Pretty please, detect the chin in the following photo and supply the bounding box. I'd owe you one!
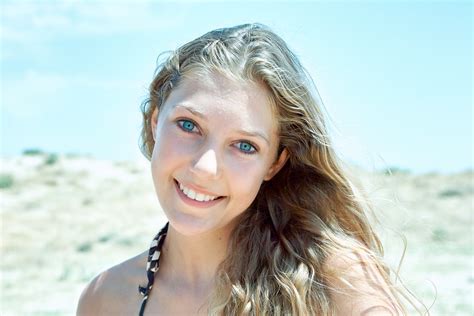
[167,212,221,236]
[169,211,242,237]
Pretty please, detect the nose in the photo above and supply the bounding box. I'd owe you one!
[190,148,220,179]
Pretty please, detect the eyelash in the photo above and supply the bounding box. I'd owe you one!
[176,119,258,155]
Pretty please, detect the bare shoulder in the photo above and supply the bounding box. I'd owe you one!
[76,269,109,315]
[76,251,148,315]
[323,248,405,316]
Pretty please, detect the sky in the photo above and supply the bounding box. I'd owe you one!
[1,0,472,174]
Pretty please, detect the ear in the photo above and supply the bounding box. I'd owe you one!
[151,107,159,142]
[264,148,289,181]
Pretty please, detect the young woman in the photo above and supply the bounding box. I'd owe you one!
[77,23,420,315]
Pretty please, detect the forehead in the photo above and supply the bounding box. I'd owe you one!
[162,72,279,137]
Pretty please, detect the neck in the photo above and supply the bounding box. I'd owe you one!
[158,222,233,295]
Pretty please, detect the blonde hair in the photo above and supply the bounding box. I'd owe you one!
[140,23,427,315]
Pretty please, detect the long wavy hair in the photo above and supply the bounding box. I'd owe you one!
[140,23,426,315]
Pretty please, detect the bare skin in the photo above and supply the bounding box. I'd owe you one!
[76,251,147,315]
[76,249,213,315]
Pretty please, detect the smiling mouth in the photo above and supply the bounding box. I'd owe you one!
[174,179,225,202]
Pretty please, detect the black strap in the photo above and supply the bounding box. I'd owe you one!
[138,222,169,316]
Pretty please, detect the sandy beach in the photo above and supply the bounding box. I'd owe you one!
[1,153,472,315]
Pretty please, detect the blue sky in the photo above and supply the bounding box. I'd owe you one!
[1,0,472,174]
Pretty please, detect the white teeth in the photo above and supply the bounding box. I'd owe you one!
[178,181,219,202]
[188,189,197,200]
[195,193,205,202]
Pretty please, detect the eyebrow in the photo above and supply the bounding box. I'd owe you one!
[175,104,207,119]
[174,104,270,145]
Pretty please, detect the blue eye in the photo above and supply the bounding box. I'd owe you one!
[178,119,197,133]
[237,141,257,155]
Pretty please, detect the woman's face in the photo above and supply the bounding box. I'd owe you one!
[150,72,288,236]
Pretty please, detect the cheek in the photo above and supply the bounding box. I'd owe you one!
[152,127,196,163]
[226,160,267,203]
[227,154,270,180]
[151,128,185,185]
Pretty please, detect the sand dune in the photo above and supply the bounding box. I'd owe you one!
[1,154,472,315]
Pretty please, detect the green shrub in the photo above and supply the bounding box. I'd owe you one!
[22,148,44,156]
[76,242,92,253]
[0,173,14,189]
[439,189,463,198]
[65,152,81,158]
[382,166,411,175]
[98,233,115,243]
[432,227,448,242]
[44,153,59,166]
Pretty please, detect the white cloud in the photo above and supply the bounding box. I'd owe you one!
[0,0,184,42]
[1,70,144,118]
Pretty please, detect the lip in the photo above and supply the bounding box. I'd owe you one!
[174,179,226,208]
